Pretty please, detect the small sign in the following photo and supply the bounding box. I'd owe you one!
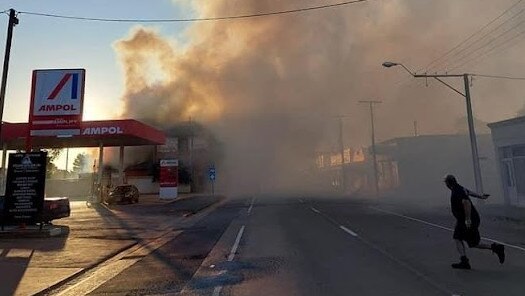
[3,152,47,224]
[209,167,216,181]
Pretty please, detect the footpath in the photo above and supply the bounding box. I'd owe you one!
[0,194,224,296]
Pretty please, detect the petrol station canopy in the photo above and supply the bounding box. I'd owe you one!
[0,119,166,149]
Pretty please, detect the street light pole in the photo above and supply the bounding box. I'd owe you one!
[382,62,484,193]
[359,100,381,196]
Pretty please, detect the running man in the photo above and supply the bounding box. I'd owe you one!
[444,174,505,269]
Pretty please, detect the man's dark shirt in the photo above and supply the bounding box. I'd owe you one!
[450,184,480,224]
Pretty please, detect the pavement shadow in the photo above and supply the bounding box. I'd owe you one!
[88,198,233,295]
[0,250,35,296]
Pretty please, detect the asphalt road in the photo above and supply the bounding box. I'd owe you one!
[190,196,525,296]
[81,196,525,296]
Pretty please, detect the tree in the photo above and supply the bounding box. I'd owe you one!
[73,153,88,173]
[44,149,62,178]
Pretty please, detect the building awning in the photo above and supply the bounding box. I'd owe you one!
[1,119,165,149]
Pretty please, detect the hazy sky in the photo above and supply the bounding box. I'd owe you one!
[1,0,525,174]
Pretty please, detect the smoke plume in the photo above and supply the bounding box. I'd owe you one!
[114,0,525,195]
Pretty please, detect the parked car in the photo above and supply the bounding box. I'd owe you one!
[0,196,70,225]
[106,185,139,205]
[42,197,71,223]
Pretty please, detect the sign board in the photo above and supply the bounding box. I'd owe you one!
[29,69,86,137]
[209,167,216,181]
[3,152,47,224]
[159,159,178,199]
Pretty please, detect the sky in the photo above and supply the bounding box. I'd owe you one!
[0,0,191,122]
[1,0,525,181]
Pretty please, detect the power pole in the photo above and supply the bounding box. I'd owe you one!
[0,9,18,149]
[463,74,483,194]
[359,100,381,196]
[413,120,418,137]
[189,116,195,192]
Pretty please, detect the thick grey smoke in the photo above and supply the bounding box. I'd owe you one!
[114,0,525,195]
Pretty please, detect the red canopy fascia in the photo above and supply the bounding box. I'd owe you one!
[0,119,165,149]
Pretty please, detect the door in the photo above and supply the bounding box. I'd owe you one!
[502,160,518,205]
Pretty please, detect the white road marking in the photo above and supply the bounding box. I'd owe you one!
[339,225,358,237]
[298,199,304,203]
[228,225,245,261]
[371,206,525,253]
[311,207,321,214]
[247,197,255,214]
[212,286,223,296]
[214,225,246,296]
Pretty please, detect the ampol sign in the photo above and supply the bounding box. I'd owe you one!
[29,69,86,137]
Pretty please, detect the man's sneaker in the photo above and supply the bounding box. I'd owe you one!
[491,243,505,264]
[452,256,471,270]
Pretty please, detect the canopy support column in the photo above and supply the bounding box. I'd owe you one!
[119,145,125,185]
[97,142,104,203]
[1,143,6,195]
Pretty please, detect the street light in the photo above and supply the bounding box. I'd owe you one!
[382,61,484,194]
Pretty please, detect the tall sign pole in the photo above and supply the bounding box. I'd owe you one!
[0,9,18,145]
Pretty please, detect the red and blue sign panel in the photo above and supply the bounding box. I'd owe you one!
[29,69,85,137]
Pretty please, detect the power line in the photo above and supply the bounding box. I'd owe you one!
[17,0,368,23]
[448,26,525,72]
[442,15,525,72]
[433,5,525,72]
[470,73,525,80]
[420,0,524,73]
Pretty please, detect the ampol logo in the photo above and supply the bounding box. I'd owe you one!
[47,73,80,100]
[82,126,124,135]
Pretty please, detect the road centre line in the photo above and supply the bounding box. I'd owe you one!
[247,197,255,214]
[339,225,358,237]
[371,206,525,253]
[311,207,321,214]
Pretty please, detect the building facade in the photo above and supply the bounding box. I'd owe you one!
[488,116,525,207]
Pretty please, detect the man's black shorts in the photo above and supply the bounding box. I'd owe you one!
[453,221,481,247]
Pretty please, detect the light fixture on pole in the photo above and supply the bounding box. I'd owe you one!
[382,61,484,194]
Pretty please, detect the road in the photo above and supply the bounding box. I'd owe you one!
[181,198,525,295]
[75,195,525,296]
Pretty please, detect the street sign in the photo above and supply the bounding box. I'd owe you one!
[29,69,86,137]
[3,152,47,224]
[209,167,216,181]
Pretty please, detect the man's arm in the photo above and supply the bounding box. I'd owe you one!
[463,199,472,228]
[465,188,490,199]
